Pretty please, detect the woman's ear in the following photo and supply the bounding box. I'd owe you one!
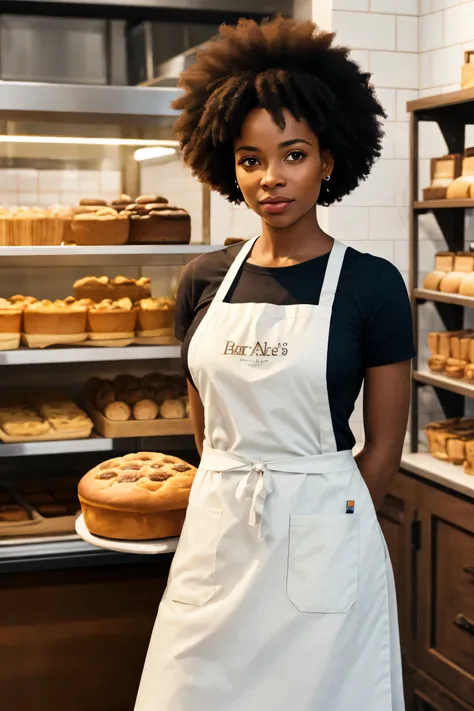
[321,150,335,180]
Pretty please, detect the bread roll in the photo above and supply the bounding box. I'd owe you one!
[133,399,159,420]
[459,272,474,297]
[103,401,131,421]
[160,398,185,420]
[445,358,467,379]
[428,355,446,373]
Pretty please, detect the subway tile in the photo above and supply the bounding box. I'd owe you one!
[393,159,410,206]
[37,192,61,206]
[333,0,369,9]
[396,89,418,121]
[394,121,410,159]
[419,11,443,52]
[313,8,332,30]
[441,83,462,93]
[60,192,82,207]
[430,45,466,88]
[17,170,38,193]
[419,0,431,14]
[0,170,17,191]
[370,51,418,89]
[59,170,79,192]
[333,11,396,50]
[78,170,100,195]
[443,2,474,46]
[376,88,396,121]
[17,192,38,206]
[329,207,370,241]
[381,121,395,159]
[419,52,432,90]
[369,207,409,240]
[419,86,440,97]
[349,50,370,73]
[100,170,121,194]
[419,122,446,159]
[370,0,418,14]
[38,170,63,193]
[418,159,432,201]
[0,192,18,206]
[397,16,418,53]
[394,240,409,271]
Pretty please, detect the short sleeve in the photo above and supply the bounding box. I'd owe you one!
[362,261,415,369]
[174,259,197,342]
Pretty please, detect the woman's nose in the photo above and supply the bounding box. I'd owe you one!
[261,167,286,189]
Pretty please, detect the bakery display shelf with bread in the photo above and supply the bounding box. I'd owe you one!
[0,483,41,537]
[136,297,175,337]
[0,477,81,539]
[87,297,138,341]
[67,203,130,246]
[85,372,192,438]
[0,390,93,443]
[427,330,474,383]
[123,194,191,245]
[424,251,474,297]
[0,205,68,246]
[425,418,474,476]
[422,154,463,201]
[78,451,196,540]
[22,296,89,348]
[74,275,151,304]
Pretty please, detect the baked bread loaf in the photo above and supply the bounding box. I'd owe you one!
[445,358,467,379]
[424,252,455,291]
[439,253,474,294]
[423,154,463,201]
[126,202,191,245]
[78,452,196,540]
[160,398,186,419]
[74,275,151,303]
[137,297,176,335]
[446,152,474,199]
[104,401,131,421]
[87,297,137,339]
[24,299,88,335]
[459,272,474,297]
[0,298,22,335]
[428,354,446,373]
[69,208,129,246]
[133,399,159,420]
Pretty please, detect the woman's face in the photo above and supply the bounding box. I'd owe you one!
[234,107,333,228]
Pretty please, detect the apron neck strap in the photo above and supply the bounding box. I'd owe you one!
[211,236,259,306]
[319,240,347,308]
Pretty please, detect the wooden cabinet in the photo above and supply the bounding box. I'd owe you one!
[382,472,474,711]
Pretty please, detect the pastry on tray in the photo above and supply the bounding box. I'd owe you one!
[0,504,30,522]
[23,298,88,336]
[78,451,197,540]
[137,297,176,336]
[87,297,138,340]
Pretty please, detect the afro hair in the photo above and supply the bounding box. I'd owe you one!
[171,16,386,206]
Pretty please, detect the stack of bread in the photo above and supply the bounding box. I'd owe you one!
[73,275,151,303]
[424,252,474,296]
[428,330,474,381]
[422,148,474,201]
[78,451,196,540]
[0,205,67,246]
[120,194,191,245]
[425,418,474,475]
[87,372,189,422]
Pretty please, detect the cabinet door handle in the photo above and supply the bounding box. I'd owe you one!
[454,613,474,636]
[464,565,474,579]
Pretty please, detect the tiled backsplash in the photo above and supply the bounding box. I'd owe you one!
[0,168,122,206]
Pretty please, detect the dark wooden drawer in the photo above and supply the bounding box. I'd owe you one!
[405,665,474,711]
[417,485,474,706]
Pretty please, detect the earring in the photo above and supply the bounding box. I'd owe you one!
[323,175,331,182]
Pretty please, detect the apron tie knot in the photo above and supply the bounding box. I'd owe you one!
[235,460,274,537]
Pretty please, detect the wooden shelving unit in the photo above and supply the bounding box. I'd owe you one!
[408,88,474,453]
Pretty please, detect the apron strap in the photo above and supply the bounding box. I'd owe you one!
[210,236,259,308]
[319,240,347,308]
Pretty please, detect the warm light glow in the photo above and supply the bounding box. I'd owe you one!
[133,146,176,161]
[0,135,179,147]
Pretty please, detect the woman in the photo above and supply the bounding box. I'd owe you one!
[135,16,414,711]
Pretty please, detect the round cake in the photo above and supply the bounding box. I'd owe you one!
[78,451,196,540]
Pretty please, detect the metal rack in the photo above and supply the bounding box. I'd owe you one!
[403,87,474,481]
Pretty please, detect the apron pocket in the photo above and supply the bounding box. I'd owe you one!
[166,505,222,607]
[287,514,359,614]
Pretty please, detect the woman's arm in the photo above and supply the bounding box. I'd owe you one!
[355,360,411,511]
[187,380,205,457]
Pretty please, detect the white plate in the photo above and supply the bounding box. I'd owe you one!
[75,514,179,555]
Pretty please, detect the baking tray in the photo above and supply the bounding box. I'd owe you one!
[21,333,177,349]
[0,424,93,443]
[86,399,193,438]
[75,514,178,555]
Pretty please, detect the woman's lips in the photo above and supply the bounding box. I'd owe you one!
[260,200,294,214]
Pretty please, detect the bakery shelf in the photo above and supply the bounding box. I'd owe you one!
[414,199,474,210]
[413,288,474,308]
[0,344,181,366]
[407,86,474,119]
[401,452,474,499]
[0,536,176,574]
[413,370,474,398]
[0,435,118,458]
[0,244,221,268]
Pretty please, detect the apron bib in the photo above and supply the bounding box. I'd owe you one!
[135,236,405,711]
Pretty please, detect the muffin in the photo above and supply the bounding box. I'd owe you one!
[87,297,137,339]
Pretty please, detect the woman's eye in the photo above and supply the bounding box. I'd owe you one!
[286,150,306,162]
[240,156,260,167]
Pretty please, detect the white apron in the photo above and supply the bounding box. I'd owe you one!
[135,236,405,711]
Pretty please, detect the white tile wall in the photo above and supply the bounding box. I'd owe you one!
[443,2,474,46]
[397,16,419,52]
[370,51,419,88]
[419,11,443,51]
[370,0,418,15]
[333,11,396,50]
[376,88,396,120]
[369,207,409,240]
[332,0,369,10]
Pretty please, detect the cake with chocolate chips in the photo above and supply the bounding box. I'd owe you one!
[78,451,196,539]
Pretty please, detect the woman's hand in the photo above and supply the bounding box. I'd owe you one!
[355,360,411,511]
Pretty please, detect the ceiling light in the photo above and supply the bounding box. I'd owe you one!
[133,146,176,161]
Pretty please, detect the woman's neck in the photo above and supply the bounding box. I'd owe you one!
[248,207,333,267]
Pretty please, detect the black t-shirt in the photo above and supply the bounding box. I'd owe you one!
[175,241,415,451]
